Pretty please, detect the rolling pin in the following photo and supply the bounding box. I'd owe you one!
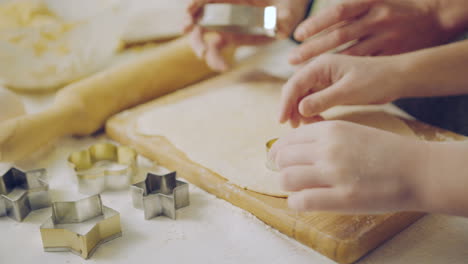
[0,37,234,162]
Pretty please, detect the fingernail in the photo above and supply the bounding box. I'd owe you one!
[294,29,304,41]
[289,52,302,64]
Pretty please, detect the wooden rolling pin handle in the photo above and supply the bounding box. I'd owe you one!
[0,105,79,162]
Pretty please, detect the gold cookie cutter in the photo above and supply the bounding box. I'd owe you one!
[40,194,122,259]
[265,138,279,171]
[68,143,138,195]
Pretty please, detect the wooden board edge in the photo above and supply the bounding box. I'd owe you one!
[341,212,424,264]
[292,211,424,264]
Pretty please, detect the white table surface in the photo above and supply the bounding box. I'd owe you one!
[2,1,468,263]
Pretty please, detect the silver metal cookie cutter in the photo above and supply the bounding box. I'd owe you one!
[131,172,189,220]
[68,142,138,195]
[199,4,277,37]
[40,194,122,259]
[0,167,50,222]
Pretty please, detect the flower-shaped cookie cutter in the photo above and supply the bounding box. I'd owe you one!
[68,143,138,194]
[131,172,189,220]
[40,194,122,259]
[0,167,50,222]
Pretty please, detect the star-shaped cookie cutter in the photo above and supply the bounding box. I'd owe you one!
[68,142,138,195]
[131,172,189,220]
[0,167,50,222]
[40,194,122,259]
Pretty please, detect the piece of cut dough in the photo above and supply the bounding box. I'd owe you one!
[136,73,416,197]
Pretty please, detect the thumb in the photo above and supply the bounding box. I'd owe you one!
[298,81,348,116]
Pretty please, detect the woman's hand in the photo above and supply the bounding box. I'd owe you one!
[184,0,310,71]
[289,0,462,65]
[279,53,407,128]
[269,120,430,214]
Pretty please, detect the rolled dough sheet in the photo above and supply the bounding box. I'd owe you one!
[136,73,416,197]
[137,74,290,196]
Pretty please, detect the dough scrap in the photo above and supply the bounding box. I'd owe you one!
[136,74,416,197]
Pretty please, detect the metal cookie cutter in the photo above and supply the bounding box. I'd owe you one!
[68,143,138,195]
[131,172,189,220]
[40,194,122,259]
[0,167,50,222]
[199,4,277,37]
[266,138,279,171]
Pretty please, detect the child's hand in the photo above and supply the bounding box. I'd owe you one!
[289,0,456,65]
[184,0,310,71]
[279,54,406,128]
[269,121,430,214]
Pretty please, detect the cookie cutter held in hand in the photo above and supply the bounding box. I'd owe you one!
[40,194,122,259]
[199,4,277,37]
[131,172,189,220]
[68,143,138,194]
[266,138,279,171]
[0,167,50,222]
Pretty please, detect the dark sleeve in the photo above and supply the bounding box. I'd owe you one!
[395,96,468,136]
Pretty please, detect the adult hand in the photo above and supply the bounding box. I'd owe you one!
[185,0,310,71]
[289,0,458,65]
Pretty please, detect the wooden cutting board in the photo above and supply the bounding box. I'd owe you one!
[106,68,466,264]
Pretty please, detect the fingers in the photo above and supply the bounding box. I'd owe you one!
[190,28,230,72]
[288,188,348,211]
[294,0,374,41]
[289,16,375,65]
[289,103,302,128]
[269,125,320,161]
[276,4,304,39]
[279,64,316,124]
[339,35,383,56]
[204,33,230,72]
[185,0,207,32]
[189,28,273,71]
[274,143,317,169]
[300,115,324,125]
[279,57,333,124]
[280,166,331,192]
[298,81,347,117]
[189,26,207,58]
